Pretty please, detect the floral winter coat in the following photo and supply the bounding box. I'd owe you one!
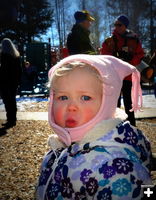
[36,119,152,200]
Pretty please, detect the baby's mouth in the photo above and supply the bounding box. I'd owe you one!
[65,119,77,128]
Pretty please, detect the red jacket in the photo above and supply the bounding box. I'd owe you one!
[101,30,144,81]
[60,47,69,59]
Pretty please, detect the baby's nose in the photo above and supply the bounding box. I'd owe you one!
[67,102,78,112]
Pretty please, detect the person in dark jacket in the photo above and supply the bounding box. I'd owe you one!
[0,38,21,128]
[67,10,96,55]
[21,61,37,91]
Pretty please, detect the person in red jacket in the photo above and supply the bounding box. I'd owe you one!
[101,15,144,126]
[60,46,69,59]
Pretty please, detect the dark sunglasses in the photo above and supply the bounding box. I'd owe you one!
[114,23,123,27]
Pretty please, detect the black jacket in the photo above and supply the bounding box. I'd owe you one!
[67,24,96,55]
[0,53,22,89]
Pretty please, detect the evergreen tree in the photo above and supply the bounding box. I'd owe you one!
[0,0,53,43]
[0,0,18,29]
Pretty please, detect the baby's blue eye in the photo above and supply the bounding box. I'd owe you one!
[81,96,91,101]
[58,96,68,101]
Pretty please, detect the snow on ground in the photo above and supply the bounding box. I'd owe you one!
[142,95,156,108]
[0,97,48,112]
[121,94,156,108]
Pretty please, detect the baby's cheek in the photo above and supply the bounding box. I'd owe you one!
[53,105,64,126]
[55,111,62,121]
[83,107,97,122]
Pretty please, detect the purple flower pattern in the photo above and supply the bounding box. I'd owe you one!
[112,158,133,174]
[80,169,93,184]
[86,177,98,196]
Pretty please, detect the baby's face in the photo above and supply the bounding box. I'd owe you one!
[52,68,102,128]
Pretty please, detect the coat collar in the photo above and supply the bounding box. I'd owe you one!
[79,118,122,145]
[48,117,123,150]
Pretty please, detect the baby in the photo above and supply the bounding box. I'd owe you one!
[36,55,152,200]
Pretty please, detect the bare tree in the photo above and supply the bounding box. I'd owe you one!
[53,0,66,47]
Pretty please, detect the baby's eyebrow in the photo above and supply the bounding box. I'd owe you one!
[76,90,96,94]
[53,89,95,95]
[53,90,69,94]
[77,90,91,93]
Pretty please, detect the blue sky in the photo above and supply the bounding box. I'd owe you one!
[40,0,80,46]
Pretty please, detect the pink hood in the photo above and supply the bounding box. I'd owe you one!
[48,55,142,146]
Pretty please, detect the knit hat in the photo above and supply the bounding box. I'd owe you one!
[74,10,95,24]
[48,55,142,146]
[117,15,129,27]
